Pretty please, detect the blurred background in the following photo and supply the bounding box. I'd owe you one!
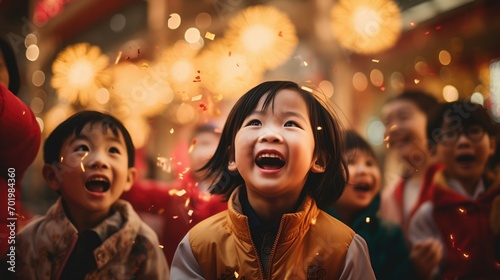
[1,0,499,214]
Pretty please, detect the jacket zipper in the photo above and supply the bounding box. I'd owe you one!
[265,218,284,280]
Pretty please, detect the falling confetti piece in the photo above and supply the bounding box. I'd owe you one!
[410,22,416,27]
[188,139,197,153]
[199,104,208,111]
[115,51,123,64]
[414,79,420,84]
[380,85,386,91]
[372,59,380,63]
[170,128,175,134]
[234,272,239,278]
[424,31,430,35]
[159,245,164,249]
[173,216,179,219]
[188,210,194,216]
[191,95,202,101]
[205,31,215,40]
[302,61,308,67]
[301,86,313,93]
[141,63,149,69]
[365,217,371,223]
[435,26,442,30]
[317,126,322,130]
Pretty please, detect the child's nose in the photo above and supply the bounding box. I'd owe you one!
[258,127,283,143]
[86,152,109,170]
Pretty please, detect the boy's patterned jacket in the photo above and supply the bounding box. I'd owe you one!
[15,198,169,279]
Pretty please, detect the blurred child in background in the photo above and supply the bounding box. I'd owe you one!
[327,130,415,280]
[409,101,500,278]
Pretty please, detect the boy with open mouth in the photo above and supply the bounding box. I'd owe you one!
[15,111,169,279]
[409,101,500,279]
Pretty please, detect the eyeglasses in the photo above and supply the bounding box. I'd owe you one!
[437,125,485,145]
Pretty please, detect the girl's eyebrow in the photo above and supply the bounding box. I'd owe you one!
[249,109,308,121]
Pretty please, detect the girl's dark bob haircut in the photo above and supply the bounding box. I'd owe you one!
[44,110,135,168]
[344,130,376,159]
[203,80,348,209]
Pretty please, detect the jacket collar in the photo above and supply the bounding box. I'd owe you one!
[227,186,320,245]
[35,198,142,275]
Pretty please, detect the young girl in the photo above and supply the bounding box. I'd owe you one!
[327,130,414,280]
[170,81,375,279]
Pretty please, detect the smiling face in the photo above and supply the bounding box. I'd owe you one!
[335,149,381,213]
[382,99,429,165]
[228,89,318,203]
[44,123,136,225]
[435,117,496,188]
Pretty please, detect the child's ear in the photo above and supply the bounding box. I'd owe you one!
[123,167,138,192]
[489,136,496,156]
[43,164,62,191]
[311,154,326,173]
[227,146,238,171]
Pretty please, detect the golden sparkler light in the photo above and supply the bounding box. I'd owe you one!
[51,43,110,106]
[331,0,402,54]
[225,5,298,70]
[199,40,264,100]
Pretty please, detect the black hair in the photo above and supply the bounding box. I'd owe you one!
[0,36,20,94]
[44,111,135,167]
[344,130,376,159]
[384,90,439,119]
[427,101,497,150]
[203,80,348,209]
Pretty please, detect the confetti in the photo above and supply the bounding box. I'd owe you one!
[371,59,380,63]
[410,22,416,27]
[301,86,313,93]
[159,244,164,249]
[199,104,208,111]
[424,31,430,35]
[191,95,202,101]
[188,139,197,154]
[188,210,194,216]
[414,79,420,84]
[316,126,322,131]
[193,75,201,82]
[170,128,175,134]
[141,63,148,69]
[365,217,371,223]
[115,51,122,64]
[205,31,215,40]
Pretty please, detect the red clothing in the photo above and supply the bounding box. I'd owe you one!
[380,163,442,238]
[432,174,500,279]
[121,173,227,265]
[0,84,41,255]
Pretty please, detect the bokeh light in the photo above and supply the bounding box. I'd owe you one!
[442,84,459,102]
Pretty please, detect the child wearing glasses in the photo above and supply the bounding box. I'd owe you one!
[408,101,500,279]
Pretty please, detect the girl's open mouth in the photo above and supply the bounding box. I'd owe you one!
[255,153,285,170]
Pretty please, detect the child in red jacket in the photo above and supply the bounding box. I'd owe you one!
[409,101,500,278]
